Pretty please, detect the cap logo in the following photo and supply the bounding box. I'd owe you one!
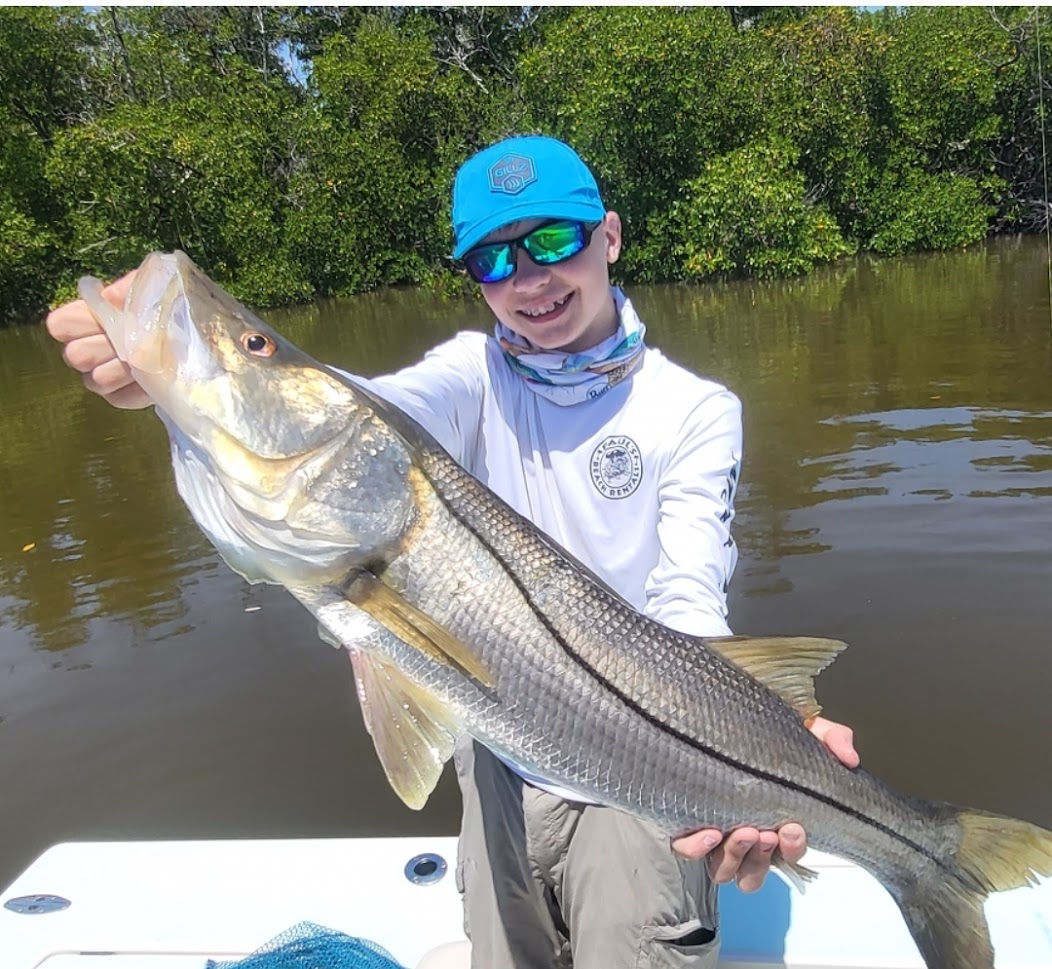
[488,153,536,195]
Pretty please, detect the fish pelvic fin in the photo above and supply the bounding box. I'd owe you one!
[897,811,1052,969]
[707,636,847,721]
[348,647,461,811]
[345,572,494,688]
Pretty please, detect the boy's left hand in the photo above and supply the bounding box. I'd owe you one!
[671,717,859,893]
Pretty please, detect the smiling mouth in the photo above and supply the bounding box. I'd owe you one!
[519,293,573,320]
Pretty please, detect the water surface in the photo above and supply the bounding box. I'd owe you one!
[1,237,1050,889]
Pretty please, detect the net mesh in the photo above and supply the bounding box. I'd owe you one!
[205,921,406,969]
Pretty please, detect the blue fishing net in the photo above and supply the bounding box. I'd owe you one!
[205,921,406,969]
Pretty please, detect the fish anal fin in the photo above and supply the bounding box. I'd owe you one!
[773,852,819,893]
[345,573,493,687]
[348,647,462,811]
[708,636,847,721]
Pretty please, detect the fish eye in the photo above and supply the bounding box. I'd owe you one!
[240,332,276,357]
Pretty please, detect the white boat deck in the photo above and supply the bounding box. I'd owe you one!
[3,838,1050,968]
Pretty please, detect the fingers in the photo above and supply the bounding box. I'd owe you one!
[704,828,776,891]
[673,827,775,892]
[724,829,779,894]
[82,357,149,407]
[63,332,147,405]
[47,298,105,345]
[100,271,137,308]
[45,269,152,409]
[105,383,154,410]
[672,824,806,895]
[46,271,135,344]
[63,333,122,374]
[671,721,853,897]
[810,716,860,769]
[776,822,807,865]
[671,828,722,860]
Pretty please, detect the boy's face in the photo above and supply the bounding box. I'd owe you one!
[477,212,622,353]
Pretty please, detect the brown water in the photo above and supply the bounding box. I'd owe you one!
[1,237,1051,890]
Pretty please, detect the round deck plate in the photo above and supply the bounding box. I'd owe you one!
[404,852,448,886]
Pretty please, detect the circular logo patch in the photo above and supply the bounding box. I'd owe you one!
[590,436,643,499]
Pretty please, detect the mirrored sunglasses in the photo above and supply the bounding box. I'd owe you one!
[461,220,600,284]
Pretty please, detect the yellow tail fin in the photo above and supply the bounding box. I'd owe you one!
[897,811,1052,969]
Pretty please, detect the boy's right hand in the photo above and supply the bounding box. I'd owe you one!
[46,270,152,410]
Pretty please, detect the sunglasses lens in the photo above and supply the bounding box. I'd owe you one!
[461,221,595,283]
[464,244,515,284]
[522,221,588,264]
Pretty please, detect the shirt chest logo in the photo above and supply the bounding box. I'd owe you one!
[590,436,643,499]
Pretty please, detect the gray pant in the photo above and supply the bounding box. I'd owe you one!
[455,740,720,969]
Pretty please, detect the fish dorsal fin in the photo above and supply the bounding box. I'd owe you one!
[707,636,847,722]
[348,647,461,810]
[346,572,494,687]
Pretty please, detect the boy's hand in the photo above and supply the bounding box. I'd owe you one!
[46,270,152,409]
[672,717,859,893]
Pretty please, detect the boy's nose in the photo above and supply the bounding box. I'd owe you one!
[512,251,551,291]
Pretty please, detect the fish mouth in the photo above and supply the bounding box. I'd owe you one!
[78,252,231,451]
[118,254,203,380]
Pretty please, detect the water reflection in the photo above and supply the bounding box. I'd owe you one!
[815,407,1052,503]
[0,236,1050,889]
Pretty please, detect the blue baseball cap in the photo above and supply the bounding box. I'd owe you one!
[452,135,606,259]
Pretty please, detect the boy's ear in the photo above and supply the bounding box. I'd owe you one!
[603,211,623,265]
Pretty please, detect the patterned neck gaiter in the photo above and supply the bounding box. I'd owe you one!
[495,288,647,406]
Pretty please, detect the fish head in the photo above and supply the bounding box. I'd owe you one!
[79,251,357,463]
[78,253,416,580]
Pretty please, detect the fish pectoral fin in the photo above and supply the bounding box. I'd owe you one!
[348,647,461,810]
[707,636,847,721]
[345,572,494,688]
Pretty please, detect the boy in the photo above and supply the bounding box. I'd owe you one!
[49,134,858,968]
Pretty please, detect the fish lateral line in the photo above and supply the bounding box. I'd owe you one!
[407,455,956,875]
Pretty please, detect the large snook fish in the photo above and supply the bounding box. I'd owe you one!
[79,252,1052,969]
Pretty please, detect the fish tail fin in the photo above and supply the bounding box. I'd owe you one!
[898,874,991,969]
[897,811,1052,969]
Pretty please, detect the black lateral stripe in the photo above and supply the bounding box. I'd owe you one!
[531,592,955,877]
[428,462,960,879]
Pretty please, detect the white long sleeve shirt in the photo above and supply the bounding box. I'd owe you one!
[364,294,743,798]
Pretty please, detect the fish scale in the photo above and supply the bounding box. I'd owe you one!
[78,251,1052,969]
[413,445,885,809]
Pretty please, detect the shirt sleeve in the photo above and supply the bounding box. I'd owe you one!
[337,333,487,469]
[642,388,742,639]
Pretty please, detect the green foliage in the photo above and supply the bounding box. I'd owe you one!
[0,5,1050,322]
[0,7,93,144]
[0,8,93,321]
[667,140,853,279]
[865,167,995,254]
[519,7,756,278]
[759,9,886,241]
[880,7,1009,171]
[285,15,462,295]
[44,8,315,305]
[0,196,60,322]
